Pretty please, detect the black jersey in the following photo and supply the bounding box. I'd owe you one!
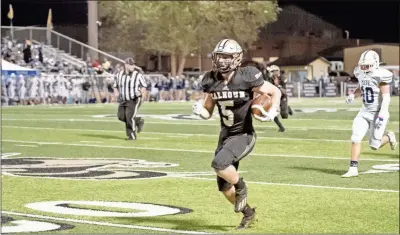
[201,66,264,136]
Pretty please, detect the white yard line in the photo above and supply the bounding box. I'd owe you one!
[2,139,398,162]
[14,144,38,148]
[180,177,399,193]
[3,118,399,132]
[1,211,210,234]
[80,141,103,144]
[3,125,400,144]
[0,118,357,131]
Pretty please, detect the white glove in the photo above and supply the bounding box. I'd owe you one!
[192,100,203,115]
[254,108,278,122]
[375,116,384,130]
[375,113,389,130]
[346,93,355,104]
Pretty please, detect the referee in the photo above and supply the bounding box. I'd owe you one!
[114,58,147,140]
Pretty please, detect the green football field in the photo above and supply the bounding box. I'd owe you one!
[1,97,399,234]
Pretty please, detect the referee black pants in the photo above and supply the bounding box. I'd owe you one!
[117,98,142,138]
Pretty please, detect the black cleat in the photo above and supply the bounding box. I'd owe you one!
[234,183,248,213]
[288,106,293,116]
[137,119,145,133]
[278,128,285,132]
[237,208,257,230]
[126,132,137,140]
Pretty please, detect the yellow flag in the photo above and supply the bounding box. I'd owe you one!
[47,8,53,29]
[7,4,14,20]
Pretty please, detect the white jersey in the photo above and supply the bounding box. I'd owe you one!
[354,67,393,113]
[8,77,16,98]
[38,76,45,98]
[18,76,26,100]
[56,76,68,97]
[29,76,39,99]
[70,78,83,99]
[1,76,8,98]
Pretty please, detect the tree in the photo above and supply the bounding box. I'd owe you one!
[100,1,279,75]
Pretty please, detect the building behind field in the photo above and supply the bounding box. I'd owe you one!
[343,44,400,75]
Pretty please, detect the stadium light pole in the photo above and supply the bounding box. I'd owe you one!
[88,0,99,60]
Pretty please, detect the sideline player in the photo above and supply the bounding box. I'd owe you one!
[342,50,397,178]
[267,65,293,132]
[192,39,282,229]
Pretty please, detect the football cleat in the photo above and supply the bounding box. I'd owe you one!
[237,208,257,230]
[341,167,359,178]
[386,131,397,150]
[126,132,137,141]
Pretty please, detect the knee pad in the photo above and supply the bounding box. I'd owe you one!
[351,115,369,143]
[211,148,234,170]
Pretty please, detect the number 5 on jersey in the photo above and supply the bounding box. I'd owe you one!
[218,100,234,127]
[362,86,374,104]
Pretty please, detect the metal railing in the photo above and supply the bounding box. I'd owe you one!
[1,26,126,67]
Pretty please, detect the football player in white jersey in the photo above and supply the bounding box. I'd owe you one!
[342,50,397,178]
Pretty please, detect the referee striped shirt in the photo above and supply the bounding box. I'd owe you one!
[114,70,147,101]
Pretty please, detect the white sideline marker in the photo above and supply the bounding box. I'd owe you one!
[1,211,211,234]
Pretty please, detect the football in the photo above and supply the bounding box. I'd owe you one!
[251,94,272,117]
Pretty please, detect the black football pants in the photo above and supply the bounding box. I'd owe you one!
[117,98,142,138]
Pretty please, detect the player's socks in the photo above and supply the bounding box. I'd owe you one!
[242,204,254,216]
[234,178,248,213]
[350,160,358,167]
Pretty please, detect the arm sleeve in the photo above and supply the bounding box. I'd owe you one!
[113,72,119,89]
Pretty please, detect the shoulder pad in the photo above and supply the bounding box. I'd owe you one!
[374,68,393,77]
[373,68,393,84]
[201,71,215,93]
[241,66,263,82]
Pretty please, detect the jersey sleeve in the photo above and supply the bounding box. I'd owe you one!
[200,71,214,93]
[243,66,264,89]
[138,73,148,88]
[375,68,393,84]
[113,72,121,89]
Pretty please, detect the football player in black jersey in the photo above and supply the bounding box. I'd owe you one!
[267,65,294,132]
[192,39,282,229]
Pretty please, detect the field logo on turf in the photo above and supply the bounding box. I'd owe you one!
[1,215,74,233]
[25,201,192,217]
[1,157,179,180]
[361,164,399,174]
[1,156,219,180]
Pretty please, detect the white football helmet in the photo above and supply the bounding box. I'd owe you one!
[267,65,280,77]
[212,39,243,73]
[358,50,380,73]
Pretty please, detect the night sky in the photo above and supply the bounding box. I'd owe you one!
[1,0,399,43]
